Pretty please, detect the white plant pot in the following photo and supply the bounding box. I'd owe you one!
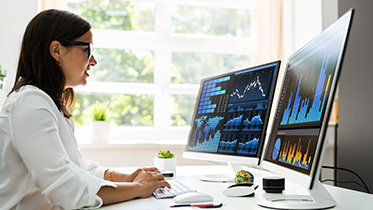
[154,157,177,174]
[0,77,6,92]
[91,121,111,144]
[0,92,6,108]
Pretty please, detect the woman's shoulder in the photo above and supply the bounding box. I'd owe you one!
[9,85,49,99]
[7,85,57,111]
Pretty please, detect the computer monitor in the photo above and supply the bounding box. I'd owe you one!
[258,9,354,209]
[183,61,280,182]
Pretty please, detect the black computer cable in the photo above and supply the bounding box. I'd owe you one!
[321,165,371,193]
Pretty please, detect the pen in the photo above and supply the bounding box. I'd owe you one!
[170,203,223,208]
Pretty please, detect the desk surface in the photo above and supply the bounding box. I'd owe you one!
[100,165,373,210]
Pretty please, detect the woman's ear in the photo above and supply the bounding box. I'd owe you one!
[49,40,62,61]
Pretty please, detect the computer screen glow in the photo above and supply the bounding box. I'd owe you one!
[257,9,354,210]
[263,10,353,176]
[185,61,280,162]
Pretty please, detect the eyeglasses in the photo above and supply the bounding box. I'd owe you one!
[59,40,93,61]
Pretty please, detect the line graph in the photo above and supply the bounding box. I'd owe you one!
[223,114,243,131]
[229,67,274,103]
[230,75,266,99]
[242,112,264,132]
[237,136,260,155]
[217,132,262,156]
[218,139,238,153]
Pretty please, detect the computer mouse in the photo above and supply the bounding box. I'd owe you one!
[174,192,214,203]
[223,183,258,197]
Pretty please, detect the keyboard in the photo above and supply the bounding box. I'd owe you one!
[153,180,196,199]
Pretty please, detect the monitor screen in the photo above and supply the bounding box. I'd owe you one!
[258,9,354,210]
[183,61,280,173]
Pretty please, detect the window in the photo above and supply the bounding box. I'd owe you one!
[67,0,252,144]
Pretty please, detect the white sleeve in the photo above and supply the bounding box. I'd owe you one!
[10,90,116,209]
[80,154,109,179]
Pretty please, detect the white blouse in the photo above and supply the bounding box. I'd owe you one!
[0,85,116,210]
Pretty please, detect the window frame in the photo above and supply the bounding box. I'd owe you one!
[72,0,252,144]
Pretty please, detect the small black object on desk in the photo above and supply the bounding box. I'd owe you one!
[263,176,285,193]
[161,170,174,178]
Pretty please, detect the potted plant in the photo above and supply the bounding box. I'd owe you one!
[0,65,7,92]
[90,101,111,144]
[154,150,177,174]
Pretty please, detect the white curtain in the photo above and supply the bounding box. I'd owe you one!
[250,0,284,66]
[41,0,67,10]
[250,0,286,123]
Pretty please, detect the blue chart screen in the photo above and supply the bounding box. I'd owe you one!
[280,53,335,127]
[264,8,353,175]
[187,63,278,157]
[198,76,230,114]
[229,66,274,103]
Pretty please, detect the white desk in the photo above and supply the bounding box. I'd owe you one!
[100,165,373,210]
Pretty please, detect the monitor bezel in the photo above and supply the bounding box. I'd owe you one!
[259,8,354,190]
[183,60,281,168]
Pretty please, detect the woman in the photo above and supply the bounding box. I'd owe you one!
[0,9,170,210]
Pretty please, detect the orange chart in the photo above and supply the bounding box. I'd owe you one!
[278,137,312,170]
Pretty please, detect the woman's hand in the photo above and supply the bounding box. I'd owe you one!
[125,167,162,182]
[99,167,170,205]
[132,169,170,198]
[105,167,164,183]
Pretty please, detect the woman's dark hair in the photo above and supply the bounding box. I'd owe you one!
[9,9,91,118]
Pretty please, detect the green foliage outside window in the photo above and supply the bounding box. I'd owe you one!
[91,48,154,83]
[69,0,156,126]
[171,52,250,84]
[171,95,197,126]
[68,0,251,128]
[68,0,155,31]
[72,93,153,126]
[171,6,251,37]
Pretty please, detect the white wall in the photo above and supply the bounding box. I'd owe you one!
[80,144,215,168]
[0,0,39,105]
[282,0,323,60]
[0,0,40,91]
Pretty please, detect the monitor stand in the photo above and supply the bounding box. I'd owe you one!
[257,180,336,209]
[199,162,242,182]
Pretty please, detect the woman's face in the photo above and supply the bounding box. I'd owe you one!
[60,30,97,88]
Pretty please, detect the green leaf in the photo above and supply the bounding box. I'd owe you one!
[157,150,175,159]
[91,101,110,121]
[0,65,6,77]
